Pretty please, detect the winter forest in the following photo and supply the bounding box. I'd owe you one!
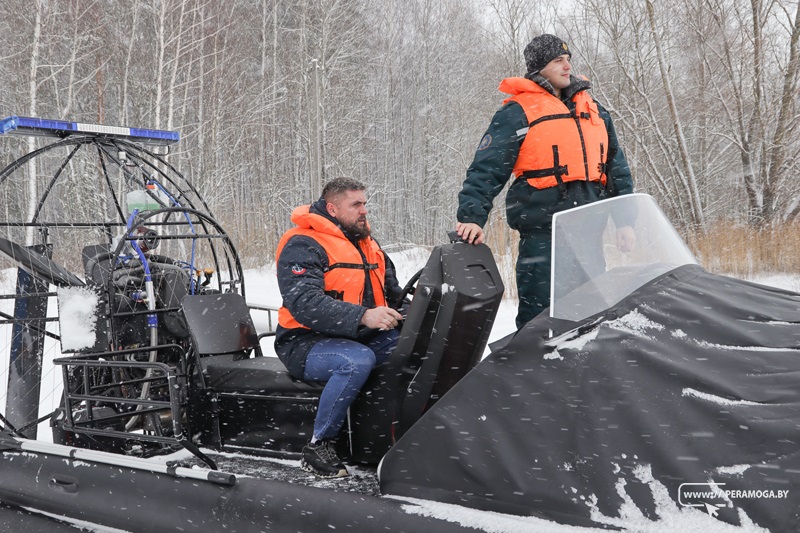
[0,0,798,278]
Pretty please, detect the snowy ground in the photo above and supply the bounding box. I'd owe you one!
[0,249,798,532]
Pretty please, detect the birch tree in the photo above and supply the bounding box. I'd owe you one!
[0,0,798,258]
[645,0,705,227]
[25,0,43,244]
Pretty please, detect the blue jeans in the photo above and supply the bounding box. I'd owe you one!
[304,329,399,441]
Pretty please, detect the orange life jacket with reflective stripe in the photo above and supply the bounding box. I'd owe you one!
[500,77,609,190]
[276,205,387,330]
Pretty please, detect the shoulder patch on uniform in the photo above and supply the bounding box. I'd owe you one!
[477,134,492,151]
[290,264,307,275]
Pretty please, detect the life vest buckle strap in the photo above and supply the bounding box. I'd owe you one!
[598,142,609,188]
[528,113,574,129]
[328,262,379,271]
[518,144,569,195]
[518,166,569,180]
[550,145,568,197]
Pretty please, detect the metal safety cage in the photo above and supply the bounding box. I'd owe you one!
[0,116,240,452]
[52,344,217,469]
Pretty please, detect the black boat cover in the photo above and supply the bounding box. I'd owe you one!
[380,264,800,531]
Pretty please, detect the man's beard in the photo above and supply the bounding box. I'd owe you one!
[341,218,370,240]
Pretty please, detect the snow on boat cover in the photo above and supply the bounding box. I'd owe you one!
[380,195,800,531]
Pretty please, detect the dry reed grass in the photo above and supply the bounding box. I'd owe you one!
[484,219,800,300]
[685,221,800,277]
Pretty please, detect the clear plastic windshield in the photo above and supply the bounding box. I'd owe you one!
[550,194,698,322]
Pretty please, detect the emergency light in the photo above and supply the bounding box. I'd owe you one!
[0,115,179,146]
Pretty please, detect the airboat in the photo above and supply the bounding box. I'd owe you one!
[0,116,798,532]
[0,116,503,531]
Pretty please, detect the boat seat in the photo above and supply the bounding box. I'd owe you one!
[182,292,322,394]
[201,354,323,394]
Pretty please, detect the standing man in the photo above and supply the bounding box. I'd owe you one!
[456,34,635,328]
[275,177,404,478]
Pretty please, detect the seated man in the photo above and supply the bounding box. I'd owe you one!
[275,177,404,478]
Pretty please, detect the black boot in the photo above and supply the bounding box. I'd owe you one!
[300,439,348,478]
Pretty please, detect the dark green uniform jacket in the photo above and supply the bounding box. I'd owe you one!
[457,76,634,237]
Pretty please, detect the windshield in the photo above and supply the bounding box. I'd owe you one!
[550,193,698,322]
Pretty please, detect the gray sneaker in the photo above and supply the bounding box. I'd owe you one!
[300,440,348,478]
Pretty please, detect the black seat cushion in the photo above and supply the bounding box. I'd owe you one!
[202,354,323,394]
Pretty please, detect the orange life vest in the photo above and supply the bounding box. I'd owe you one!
[499,77,608,190]
[276,205,388,330]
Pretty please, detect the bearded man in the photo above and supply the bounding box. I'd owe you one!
[275,177,404,478]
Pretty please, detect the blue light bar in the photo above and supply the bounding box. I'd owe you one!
[0,116,179,146]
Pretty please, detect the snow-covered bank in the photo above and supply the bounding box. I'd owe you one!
[0,255,797,532]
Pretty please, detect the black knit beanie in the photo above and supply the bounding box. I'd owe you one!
[524,34,571,75]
